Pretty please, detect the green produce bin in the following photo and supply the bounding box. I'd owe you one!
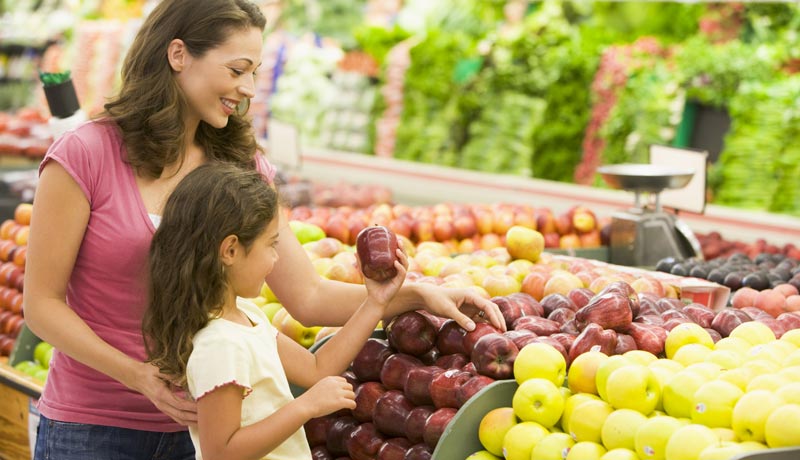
[544,246,609,263]
[8,323,41,367]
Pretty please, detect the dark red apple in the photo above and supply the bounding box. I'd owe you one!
[311,445,334,460]
[507,292,545,317]
[353,381,388,422]
[711,309,753,338]
[462,322,501,355]
[386,311,438,357]
[377,437,412,460]
[380,353,424,390]
[434,353,469,370]
[305,415,336,447]
[351,338,394,382]
[404,366,444,406]
[404,405,434,444]
[436,320,468,355]
[456,375,495,406]
[461,361,478,376]
[541,293,578,315]
[346,422,386,460]
[614,333,637,354]
[373,390,415,438]
[682,304,715,328]
[326,416,360,457]
[404,443,433,460]
[493,295,526,330]
[567,288,595,310]
[423,407,457,448]
[568,323,617,363]
[547,307,576,325]
[511,316,560,336]
[470,333,519,380]
[430,369,473,408]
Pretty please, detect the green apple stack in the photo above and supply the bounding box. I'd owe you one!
[13,340,53,383]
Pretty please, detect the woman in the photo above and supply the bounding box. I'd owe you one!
[23,0,502,458]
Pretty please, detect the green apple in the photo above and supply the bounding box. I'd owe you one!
[690,380,743,428]
[729,321,776,346]
[465,450,502,460]
[566,441,607,460]
[600,448,640,460]
[764,404,800,448]
[605,364,661,415]
[276,311,322,349]
[595,355,632,401]
[33,368,49,383]
[561,393,600,433]
[662,370,710,419]
[505,225,545,262]
[13,360,37,375]
[569,399,614,443]
[623,350,658,366]
[478,407,518,456]
[501,421,548,460]
[634,415,684,460]
[672,343,713,367]
[731,389,782,443]
[665,323,714,360]
[664,423,719,460]
[697,441,748,460]
[259,302,284,323]
[531,432,576,460]
[512,378,564,428]
[34,341,54,369]
[514,342,567,386]
[289,220,325,244]
[259,282,279,302]
[601,408,648,451]
[568,350,610,395]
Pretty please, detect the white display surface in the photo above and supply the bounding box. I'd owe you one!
[650,144,707,214]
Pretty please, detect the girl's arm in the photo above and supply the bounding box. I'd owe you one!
[197,375,354,460]
[265,216,505,331]
[23,162,196,425]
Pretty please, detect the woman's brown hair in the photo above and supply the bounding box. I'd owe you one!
[102,0,267,178]
[143,163,278,386]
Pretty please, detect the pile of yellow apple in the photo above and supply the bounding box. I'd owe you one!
[469,321,800,460]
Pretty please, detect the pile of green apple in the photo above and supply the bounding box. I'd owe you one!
[13,340,53,384]
[468,322,800,460]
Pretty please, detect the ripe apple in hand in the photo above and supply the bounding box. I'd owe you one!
[470,333,519,380]
[351,338,394,382]
[373,390,415,438]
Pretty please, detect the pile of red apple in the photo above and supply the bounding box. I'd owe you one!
[0,108,51,158]
[289,202,605,251]
[0,203,31,357]
[698,231,800,261]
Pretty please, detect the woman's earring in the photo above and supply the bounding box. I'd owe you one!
[236,98,251,116]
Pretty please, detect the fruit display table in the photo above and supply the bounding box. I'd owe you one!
[0,359,41,460]
[296,146,800,246]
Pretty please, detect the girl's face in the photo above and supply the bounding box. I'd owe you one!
[174,27,263,129]
[228,217,280,299]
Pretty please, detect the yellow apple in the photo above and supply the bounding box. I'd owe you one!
[595,355,633,401]
[779,365,800,382]
[276,312,322,348]
[648,358,685,374]
[690,380,743,428]
[543,270,584,297]
[465,450,502,460]
[780,329,800,347]
[744,343,792,366]
[566,441,607,460]
[745,373,791,393]
[260,282,279,302]
[731,389,782,443]
[729,321,776,346]
[664,423,719,460]
[259,302,284,323]
[623,350,658,366]
[782,349,800,368]
[662,370,710,419]
[512,378,564,428]
[601,408,649,451]
[634,415,684,460]
[764,403,800,448]
[514,342,567,386]
[505,225,545,262]
[740,358,780,376]
[665,323,714,359]
[531,432,576,460]
[478,407,518,457]
[738,441,768,451]
[313,326,341,344]
[568,350,610,395]
[605,364,661,415]
[717,367,756,391]
[704,349,743,370]
[600,448,640,460]
[671,343,713,367]
[712,427,736,442]
[561,393,601,433]
[713,336,751,355]
[569,399,614,443]
[501,421,548,460]
[482,273,522,297]
[684,362,724,380]
[776,382,800,404]
[697,441,748,460]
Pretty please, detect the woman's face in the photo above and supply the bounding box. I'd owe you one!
[174,26,263,129]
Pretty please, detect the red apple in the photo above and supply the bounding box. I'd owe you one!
[462,322,501,355]
[311,445,334,460]
[386,311,438,357]
[430,369,473,409]
[377,437,412,460]
[567,288,595,310]
[373,390,415,438]
[380,353,424,391]
[404,366,444,406]
[351,338,394,382]
[353,381,388,423]
[511,316,561,336]
[404,443,433,460]
[436,320,468,355]
[434,353,469,370]
[507,292,545,317]
[470,333,519,380]
[456,374,495,406]
[346,422,386,460]
[423,407,457,448]
[404,405,434,444]
[305,415,336,447]
[541,293,578,315]
[326,416,360,457]
[567,323,617,363]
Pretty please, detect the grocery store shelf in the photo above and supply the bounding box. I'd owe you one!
[295,147,800,246]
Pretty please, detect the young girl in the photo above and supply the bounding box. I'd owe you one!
[143,163,408,460]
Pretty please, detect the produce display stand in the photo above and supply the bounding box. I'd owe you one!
[0,359,41,460]
[733,448,800,460]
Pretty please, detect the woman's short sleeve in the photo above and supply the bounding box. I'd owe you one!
[254,153,276,184]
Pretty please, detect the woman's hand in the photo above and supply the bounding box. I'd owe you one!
[132,362,198,426]
[417,284,505,332]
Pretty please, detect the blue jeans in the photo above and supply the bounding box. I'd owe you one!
[33,415,195,460]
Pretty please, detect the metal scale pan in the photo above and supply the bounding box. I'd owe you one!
[597,164,701,268]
